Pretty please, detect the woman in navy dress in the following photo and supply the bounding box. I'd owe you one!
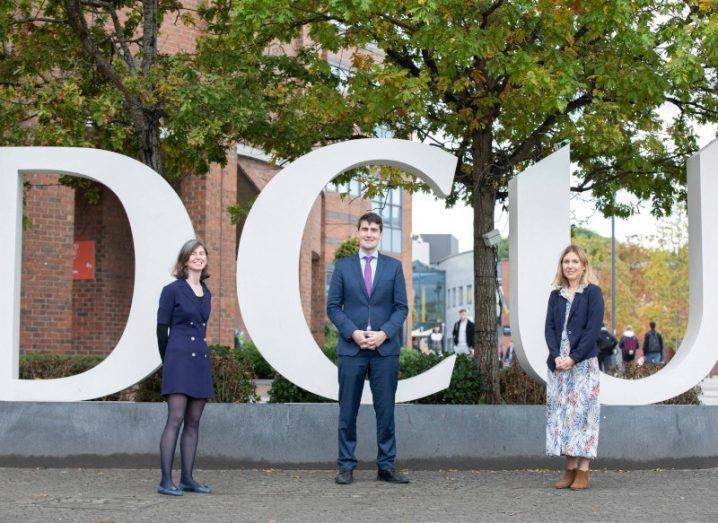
[156,239,214,496]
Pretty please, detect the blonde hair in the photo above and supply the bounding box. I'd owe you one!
[551,244,598,288]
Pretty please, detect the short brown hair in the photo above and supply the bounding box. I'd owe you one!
[357,211,383,231]
[172,239,211,281]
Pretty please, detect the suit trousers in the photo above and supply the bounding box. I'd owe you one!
[337,350,399,471]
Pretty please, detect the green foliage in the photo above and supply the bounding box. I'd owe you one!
[268,344,338,403]
[333,237,359,262]
[324,323,340,352]
[497,237,509,261]
[208,345,260,403]
[19,353,124,401]
[400,351,484,404]
[270,349,483,404]
[0,1,301,179]
[20,346,258,403]
[237,341,275,379]
[227,197,257,225]
[218,0,717,212]
[134,344,259,403]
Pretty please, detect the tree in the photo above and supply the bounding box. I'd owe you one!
[0,0,306,179]
[208,0,718,402]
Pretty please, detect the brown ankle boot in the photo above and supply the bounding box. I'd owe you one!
[570,469,590,490]
[554,469,577,489]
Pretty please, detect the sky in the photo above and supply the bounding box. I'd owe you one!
[411,122,717,252]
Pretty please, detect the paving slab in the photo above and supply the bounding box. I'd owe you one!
[1,467,717,522]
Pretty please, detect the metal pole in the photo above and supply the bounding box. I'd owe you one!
[611,212,616,334]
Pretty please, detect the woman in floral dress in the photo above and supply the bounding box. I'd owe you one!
[545,245,604,490]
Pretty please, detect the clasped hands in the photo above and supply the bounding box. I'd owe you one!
[352,330,387,350]
[555,355,575,371]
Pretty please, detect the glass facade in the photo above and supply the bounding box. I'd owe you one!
[373,188,402,253]
[412,261,446,331]
[325,181,404,254]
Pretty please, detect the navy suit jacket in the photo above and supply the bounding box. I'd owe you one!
[544,283,604,371]
[327,253,408,357]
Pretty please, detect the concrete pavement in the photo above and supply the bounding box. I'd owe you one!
[1,467,717,522]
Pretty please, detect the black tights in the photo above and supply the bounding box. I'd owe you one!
[159,394,207,488]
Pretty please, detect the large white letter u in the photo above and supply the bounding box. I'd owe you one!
[509,142,718,404]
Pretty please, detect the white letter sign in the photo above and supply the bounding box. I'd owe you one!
[237,139,458,404]
[3,139,717,404]
[509,141,718,404]
[0,147,194,400]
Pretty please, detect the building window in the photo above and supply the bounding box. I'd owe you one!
[373,188,402,253]
[467,285,473,304]
[326,178,362,197]
[458,286,464,306]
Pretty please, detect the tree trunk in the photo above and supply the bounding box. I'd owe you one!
[137,111,164,176]
[472,132,502,403]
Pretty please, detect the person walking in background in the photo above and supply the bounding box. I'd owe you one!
[327,212,410,485]
[545,245,604,491]
[452,309,474,355]
[428,324,444,355]
[643,321,664,364]
[156,239,214,496]
[619,325,639,363]
[596,324,618,373]
[503,343,515,368]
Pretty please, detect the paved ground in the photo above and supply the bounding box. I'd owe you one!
[1,467,717,522]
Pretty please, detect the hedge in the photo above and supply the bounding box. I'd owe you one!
[19,345,258,403]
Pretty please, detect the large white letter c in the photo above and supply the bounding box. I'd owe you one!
[237,139,458,403]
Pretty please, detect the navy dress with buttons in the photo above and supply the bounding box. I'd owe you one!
[157,279,214,399]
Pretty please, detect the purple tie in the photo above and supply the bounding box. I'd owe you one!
[363,255,374,297]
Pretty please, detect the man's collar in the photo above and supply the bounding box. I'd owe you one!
[359,248,378,258]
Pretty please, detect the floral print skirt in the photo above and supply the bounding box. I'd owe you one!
[546,357,601,459]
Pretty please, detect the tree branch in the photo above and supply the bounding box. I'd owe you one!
[479,0,504,29]
[667,97,718,117]
[80,0,114,7]
[65,0,127,94]
[108,6,137,71]
[504,92,593,168]
[12,17,67,24]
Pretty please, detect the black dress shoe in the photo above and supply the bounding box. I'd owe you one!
[377,468,410,484]
[335,469,354,485]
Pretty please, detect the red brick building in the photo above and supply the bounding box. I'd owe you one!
[19,8,413,358]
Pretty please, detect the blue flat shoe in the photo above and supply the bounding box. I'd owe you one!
[179,482,211,494]
[157,484,184,496]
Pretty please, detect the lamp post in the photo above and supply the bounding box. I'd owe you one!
[611,202,616,335]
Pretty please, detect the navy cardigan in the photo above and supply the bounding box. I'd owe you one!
[544,283,605,372]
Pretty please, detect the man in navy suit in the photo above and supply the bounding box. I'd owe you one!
[327,211,409,485]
